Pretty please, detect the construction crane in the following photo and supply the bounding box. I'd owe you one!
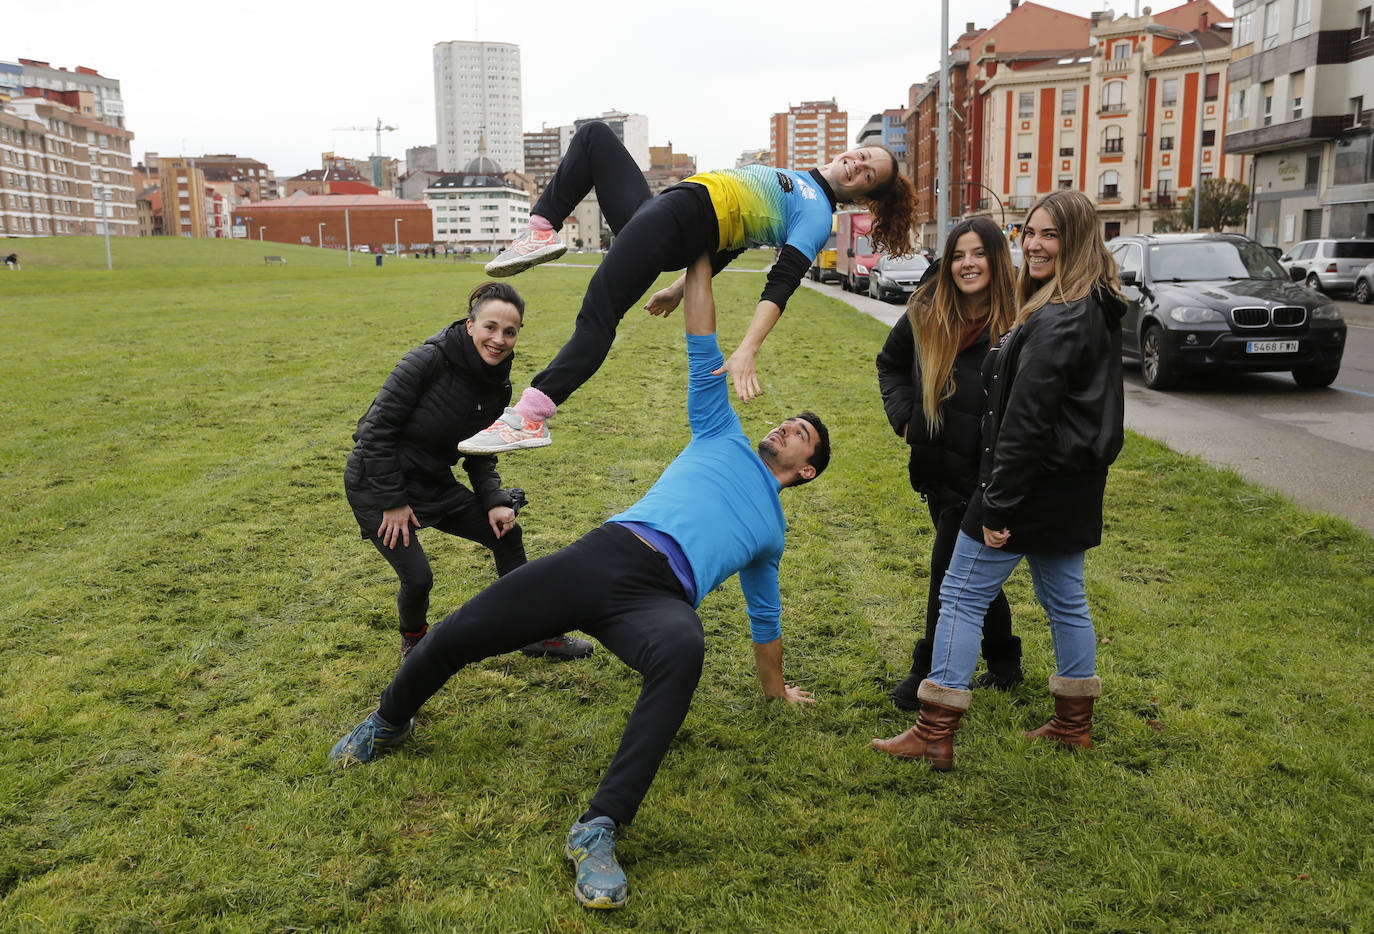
[333,118,398,157]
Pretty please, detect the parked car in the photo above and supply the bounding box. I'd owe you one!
[1353,261,1374,304]
[1278,238,1374,293]
[866,253,930,302]
[1107,233,1346,390]
[808,217,840,282]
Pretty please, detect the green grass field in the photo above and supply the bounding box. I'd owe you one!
[2,237,1371,931]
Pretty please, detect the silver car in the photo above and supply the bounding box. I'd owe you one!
[1278,239,1374,293]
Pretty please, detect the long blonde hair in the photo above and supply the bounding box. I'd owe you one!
[1014,189,1123,325]
[905,216,1016,434]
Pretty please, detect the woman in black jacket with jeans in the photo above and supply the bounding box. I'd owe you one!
[873,190,1125,770]
[345,282,592,661]
[877,217,1022,710]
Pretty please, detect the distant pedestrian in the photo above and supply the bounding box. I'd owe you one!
[458,119,915,455]
[4,253,17,271]
[345,281,593,663]
[872,189,1126,770]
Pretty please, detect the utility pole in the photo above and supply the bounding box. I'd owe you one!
[937,0,951,256]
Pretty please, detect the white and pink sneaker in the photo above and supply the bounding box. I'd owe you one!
[484,228,567,277]
[458,407,552,454]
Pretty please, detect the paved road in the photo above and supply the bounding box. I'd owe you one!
[804,278,1374,533]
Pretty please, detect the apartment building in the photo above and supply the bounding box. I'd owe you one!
[735,148,773,169]
[0,96,136,238]
[770,100,848,170]
[157,157,208,238]
[16,59,125,129]
[524,125,576,188]
[574,112,650,169]
[195,154,278,201]
[1225,0,1374,245]
[971,3,1239,241]
[424,154,531,249]
[433,40,523,173]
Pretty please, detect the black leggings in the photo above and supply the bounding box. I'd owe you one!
[378,524,704,826]
[529,121,716,405]
[368,503,525,635]
[912,489,1016,676]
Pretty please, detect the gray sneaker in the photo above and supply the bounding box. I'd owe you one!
[485,228,566,277]
[458,407,551,455]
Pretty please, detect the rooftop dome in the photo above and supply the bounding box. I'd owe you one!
[463,154,504,175]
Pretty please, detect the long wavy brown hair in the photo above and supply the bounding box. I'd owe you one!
[905,217,1016,433]
[1014,189,1123,325]
[851,144,916,258]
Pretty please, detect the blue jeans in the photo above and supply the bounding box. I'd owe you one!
[929,532,1097,689]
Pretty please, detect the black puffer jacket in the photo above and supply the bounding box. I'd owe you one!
[344,321,515,535]
[962,288,1126,553]
[876,310,993,502]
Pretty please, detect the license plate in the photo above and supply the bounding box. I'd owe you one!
[1246,340,1298,354]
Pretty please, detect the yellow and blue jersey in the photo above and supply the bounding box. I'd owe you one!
[683,166,837,262]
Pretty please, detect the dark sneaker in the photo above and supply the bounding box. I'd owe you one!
[566,817,627,909]
[400,627,427,661]
[329,712,413,764]
[458,407,552,455]
[521,634,594,660]
[485,227,566,277]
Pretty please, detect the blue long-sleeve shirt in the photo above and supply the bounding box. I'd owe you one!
[609,333,786,643]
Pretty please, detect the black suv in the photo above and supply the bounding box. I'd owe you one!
[1107,233,1347,390]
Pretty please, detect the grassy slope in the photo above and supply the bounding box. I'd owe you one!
[0,238,1370,932]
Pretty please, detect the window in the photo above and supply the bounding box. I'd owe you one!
[1236,11,1255,44]
[1103,125,1124,153]
[1353,96,1366,127]
[1102,81,1127,111]
[1017,133,1033,159]
[1061,89,1078,115]
[1291,71,1306,120]
[1058,176,1074,189]
[1360,7,1372,38]
[1160,135,1176,151]
[1019,92,1035,118]
[1100,170,1121,199]
[1294,0,1311,28]
[1156,171,1174,205]
[1305,152,1321,186]
[1262,1,1280,49]
[1205,73,1219,101]
[1264,81,1275,126]
[1162,78,1179,107]
[1113,42,1131,59]
[1202,128,1216,146]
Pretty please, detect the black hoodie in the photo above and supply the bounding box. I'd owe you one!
[344,321,514,535]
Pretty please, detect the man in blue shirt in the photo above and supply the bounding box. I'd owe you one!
[329,253,830,910]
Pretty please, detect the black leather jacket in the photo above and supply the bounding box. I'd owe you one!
[964,288,1126,553]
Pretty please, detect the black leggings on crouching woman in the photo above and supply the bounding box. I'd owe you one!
[528,121,718,405]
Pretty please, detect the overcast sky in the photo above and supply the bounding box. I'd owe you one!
[12,0,1231,178]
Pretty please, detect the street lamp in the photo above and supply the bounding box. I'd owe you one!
[318,222,326,248]
[259,226,266,241]
[1147,23,1207,232]
[393,217,403,257]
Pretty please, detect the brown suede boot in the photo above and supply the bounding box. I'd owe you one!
[870,680,972,770]
[1026,675,1101,749]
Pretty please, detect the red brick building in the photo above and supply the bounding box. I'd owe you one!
[231,193,432,251]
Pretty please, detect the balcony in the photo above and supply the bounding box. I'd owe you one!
[1098,185,1121,202]
[1009,195,1034,210]
[1152,192,1174,207]
[1098,103,1129,116]
[1103,59,1131,73]
[1101,139,1124,155]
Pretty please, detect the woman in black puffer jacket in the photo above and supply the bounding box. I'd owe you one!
[345,281,592,662]
[876,217,1022,711]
